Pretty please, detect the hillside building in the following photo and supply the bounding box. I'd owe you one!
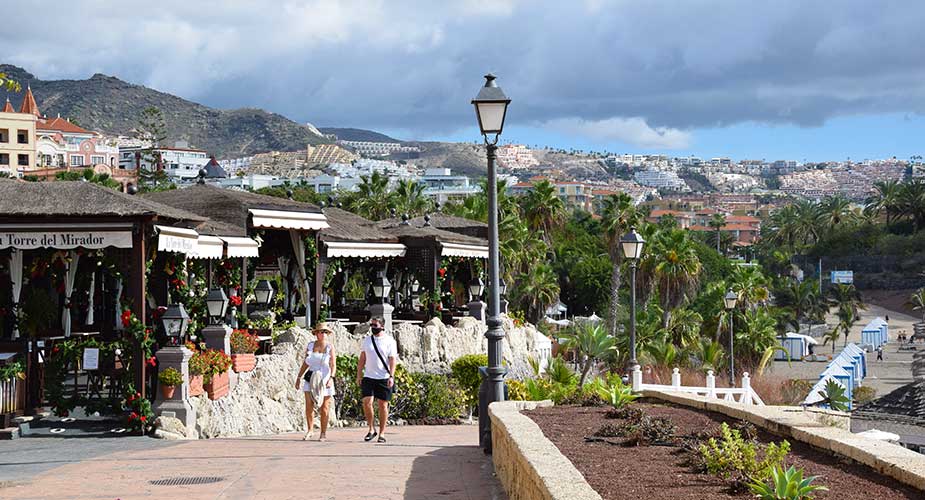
[0,98,37,177]
[306,143,358,166]
[119,144,211,180]
[421,168,478,204]
[495,144,539,170]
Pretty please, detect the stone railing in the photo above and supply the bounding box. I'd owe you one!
[632,367,765,406]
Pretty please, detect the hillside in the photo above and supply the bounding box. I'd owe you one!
[318,127,400,143]
[0,65,329,158]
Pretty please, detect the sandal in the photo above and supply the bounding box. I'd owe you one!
[377,436,386,443]
[364,431,377,442]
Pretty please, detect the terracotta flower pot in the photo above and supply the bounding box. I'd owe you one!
[160,384,177,400]
[204,371,230,400]
[231,353,256,373]
[189,374,204,397]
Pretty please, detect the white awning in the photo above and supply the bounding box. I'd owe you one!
[249,208,329,231]
[324,241,406,258]
[155,225,198,254]
[441,242,488,259]
[221,236,260,257]
[190,235,224,259]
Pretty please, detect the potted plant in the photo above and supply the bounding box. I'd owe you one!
[157,367,183,399]
[202,349,232,400]
[188,347,207,397]
[230,329,259,372]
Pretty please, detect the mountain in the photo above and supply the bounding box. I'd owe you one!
[0,65,329,158]
[318,127,401,143]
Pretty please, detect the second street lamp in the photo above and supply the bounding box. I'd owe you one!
[473,73,511,451]
[724,290,738,387]
[620,228,645,369]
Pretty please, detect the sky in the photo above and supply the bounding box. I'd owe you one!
[3,0,925,161]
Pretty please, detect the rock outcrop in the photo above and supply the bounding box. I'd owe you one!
[191,319,545,438]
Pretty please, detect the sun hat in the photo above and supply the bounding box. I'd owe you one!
[313,322,334,335]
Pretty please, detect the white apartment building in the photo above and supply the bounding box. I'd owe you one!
[338,140,420,157]
[495,144,539,170]
[421,168,478,203]
[634,169,688,191]
[119,144,212,180]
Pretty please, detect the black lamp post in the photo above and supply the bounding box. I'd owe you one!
[472,73,511,450]
[254,280,275,308]
[372,274,392,304]
[620,228,645,369]
[161,303,190,346]
[724,290,738,386]
[468,277,485,302]
[205,288,229,326]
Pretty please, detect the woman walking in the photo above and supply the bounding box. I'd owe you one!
[295,322,337,441]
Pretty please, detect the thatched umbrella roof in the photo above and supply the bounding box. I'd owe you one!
[375,218,487,246]
[0,179,204,223]
[321,208,399,243]
[377,213,488,239]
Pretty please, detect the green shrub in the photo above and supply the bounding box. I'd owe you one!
[594,422,624,437]
[853,386,877,406]
[451,354,488,409]
[416,373,466,420]
[699,423,790,486]
[157,367,183,387]
[334,355,363,421]
[749,466,828,500]
[506,379,529,401]
[622,415,676,446]
[779,379,814,406]
[606,405,644,421]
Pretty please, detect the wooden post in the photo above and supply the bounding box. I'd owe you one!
[130,218,148,399]
[313,233,325,325]
[241,256,248,312]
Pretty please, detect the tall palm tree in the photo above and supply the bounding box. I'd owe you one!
[520,179,566,241]
[708,213,727,253]
[600,193,641,337]
[908,288,925,322]
[349,171,391,220]
[820,195,855,228]
[865,179,903,228]
[828,283,865,326]
[899,179,925,232]
[391,179,431,216]
[728,265,770,311]
[560,323,617,386]
[650,229,702,327]
[512,263,559,324]
[660,308,703,349]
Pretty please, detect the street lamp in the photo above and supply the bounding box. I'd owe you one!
[205,288,229,325]
[473,73,511,451]
[411,278,421,294]
[161,303,190,345]
[254,279,275,308]
[724,290,738,387]
[372,274,392,304]
[468,277,485,301]
[620,228,645,369]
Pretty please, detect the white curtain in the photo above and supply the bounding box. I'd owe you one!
[114,279,124,331]
[276,255,291,315]
[84,270,95,326]
[9,250,23,340]
[289,230,310,327]
[63,250,79,337]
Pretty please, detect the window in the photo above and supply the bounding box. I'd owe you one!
[40,154,52,166]
[91,155,105,165]
[18,154,29,166]
[0,129,8,143]
[17,130,28,144]
[70,155,84,166]
[0,153,8,165]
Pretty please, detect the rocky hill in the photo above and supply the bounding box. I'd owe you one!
[0,65,329,158]
[318,127,400,143]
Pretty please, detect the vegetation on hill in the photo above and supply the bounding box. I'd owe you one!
[318,127,401,143]
[0,65,328,158]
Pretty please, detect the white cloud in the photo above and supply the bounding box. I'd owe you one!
[543,117,692,150]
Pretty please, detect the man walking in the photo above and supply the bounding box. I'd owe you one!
[357,317,397,443]
[876,344,884,361]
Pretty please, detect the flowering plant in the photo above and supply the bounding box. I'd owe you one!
[229,295,242,307]
[230,329,259,354]
[199,349,232,383]
[157,367,183,387]
[188,350,208,376]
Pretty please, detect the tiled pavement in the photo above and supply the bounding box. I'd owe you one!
[0,424,507,500]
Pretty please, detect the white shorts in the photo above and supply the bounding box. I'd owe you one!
[302,379,336,398]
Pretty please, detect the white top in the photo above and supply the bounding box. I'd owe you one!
[362,334,397,380]
[302,341,335,397]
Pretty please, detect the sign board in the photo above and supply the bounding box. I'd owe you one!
[0,231,132,250]
[82,348,100,371]
[157,233,197,254]
[831,270,854,284]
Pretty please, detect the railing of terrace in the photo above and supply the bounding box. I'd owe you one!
[632,366,765,406]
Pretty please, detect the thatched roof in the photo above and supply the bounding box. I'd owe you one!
[377,213,488,239]
[376,219,487,246]
[854,380,925,426]
[320,208,399,243]
[0,180,205,223]
[141,184,322,230]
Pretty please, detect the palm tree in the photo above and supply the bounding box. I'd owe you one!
[560,323,617,386]
[908,288,925,322]
[728,266,770,311]
[692,338,725,373]
[391,179,431,216]
[349,171,391,220]
[899,179,925,232]
[661,308,703,349]
[599,193,641,337]
[520,179,566,241]
[643,337,679,368]
[512,263,559,323]
[828,283,865,341]
[820,195,855,228]
[735,308,779,368]
[708,213,727,253]
[865,179,902,228]
[650,229,702,327]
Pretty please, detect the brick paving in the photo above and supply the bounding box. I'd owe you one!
[0,424,507,500]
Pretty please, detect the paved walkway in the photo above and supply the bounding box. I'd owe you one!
[0,425,507,500]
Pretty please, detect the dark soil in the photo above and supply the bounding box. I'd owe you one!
[526,402,922,500]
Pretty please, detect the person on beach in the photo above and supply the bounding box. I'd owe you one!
[876,344,884,361]
[295,322,337,441]
[357,317,397,443]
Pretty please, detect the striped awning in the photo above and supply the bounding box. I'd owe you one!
[190,235,224,259]
[249,209,329,231]
[221,236,260,257]
[440,242,488,259]
[324,241,407,258]
[155,225,198,254]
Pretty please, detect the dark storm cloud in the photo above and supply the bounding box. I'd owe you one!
[2,0,924,148]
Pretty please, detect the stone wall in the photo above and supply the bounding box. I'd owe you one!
[191,318,544,438]
[489,400,602,500]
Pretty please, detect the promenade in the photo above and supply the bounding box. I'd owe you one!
[0,424,506,500]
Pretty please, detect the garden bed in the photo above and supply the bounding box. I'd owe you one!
[526,402,921,499]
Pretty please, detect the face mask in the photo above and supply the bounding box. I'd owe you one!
[371,327,383,334]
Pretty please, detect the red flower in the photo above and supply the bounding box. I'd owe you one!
[229,295,242,307]
[146,356,157,367]
[139,415,147,423]
[52,346,60,354]
[438,268,446,277]
[121,310,133,328]
[128,412,138,421]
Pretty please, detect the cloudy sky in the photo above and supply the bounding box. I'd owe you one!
[4,0,925,160]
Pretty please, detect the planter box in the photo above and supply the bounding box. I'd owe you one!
[231,353,256,373]
[204,371,229,401]
[189,374,204,397]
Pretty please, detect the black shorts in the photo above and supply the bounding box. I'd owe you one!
[361,377,392,402]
